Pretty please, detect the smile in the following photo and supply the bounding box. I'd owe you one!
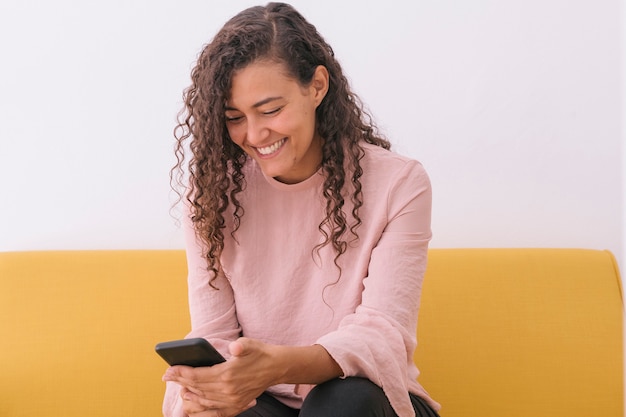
[255,138,286,156]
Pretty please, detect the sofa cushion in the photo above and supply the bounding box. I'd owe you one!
[415,248,623,417]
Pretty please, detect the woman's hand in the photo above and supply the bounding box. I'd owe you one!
[163,337,342,416]
[162,338,280,417]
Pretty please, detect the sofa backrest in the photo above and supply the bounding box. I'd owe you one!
[0,250,189,417]
[415,248,624,417]
[0,248,622,417]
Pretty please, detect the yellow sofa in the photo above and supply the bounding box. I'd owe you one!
[0,248,622,417]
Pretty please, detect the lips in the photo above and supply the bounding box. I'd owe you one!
[255,138,286,156]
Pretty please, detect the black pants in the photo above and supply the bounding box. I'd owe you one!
[236,377,440,417]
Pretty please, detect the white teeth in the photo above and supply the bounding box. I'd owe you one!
[256,138,285,155]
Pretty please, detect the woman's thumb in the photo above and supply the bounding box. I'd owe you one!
[228,337,248,357]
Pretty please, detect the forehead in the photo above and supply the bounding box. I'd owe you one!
[227,60,302,107]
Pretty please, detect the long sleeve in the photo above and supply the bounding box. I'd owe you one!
[182,209,242,350]
[316,159,439,417]
[162,208,242,417]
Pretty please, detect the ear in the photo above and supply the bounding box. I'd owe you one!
[310,65,329,107]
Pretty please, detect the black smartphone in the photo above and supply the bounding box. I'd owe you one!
[155,338,226,367]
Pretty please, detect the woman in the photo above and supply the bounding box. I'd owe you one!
[163,3,440,417]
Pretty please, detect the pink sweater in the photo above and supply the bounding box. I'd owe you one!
[163,143,440,417]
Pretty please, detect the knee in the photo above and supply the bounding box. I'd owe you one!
[300,378,393,417]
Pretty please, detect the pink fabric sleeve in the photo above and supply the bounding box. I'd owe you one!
[162,209,242,417]
[316,160,435,417]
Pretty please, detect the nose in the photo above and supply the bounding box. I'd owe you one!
[245,117,270,146]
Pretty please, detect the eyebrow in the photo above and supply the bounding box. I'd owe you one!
[225,96,284,111]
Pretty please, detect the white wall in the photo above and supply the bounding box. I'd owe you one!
[0,0,623,275]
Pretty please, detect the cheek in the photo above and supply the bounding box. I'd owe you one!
[298,103,317,132]
[282,107,315,136]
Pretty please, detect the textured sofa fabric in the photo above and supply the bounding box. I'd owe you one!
[0,249,622,417]
[0,250,189,417]
[414,248,623,417]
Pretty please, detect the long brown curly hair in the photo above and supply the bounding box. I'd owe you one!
[172,2,391,286]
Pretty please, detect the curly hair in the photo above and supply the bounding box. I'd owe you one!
[171,2,391,286]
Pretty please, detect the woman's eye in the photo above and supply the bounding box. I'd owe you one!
[225,115,243,123]
[263,107,282,116]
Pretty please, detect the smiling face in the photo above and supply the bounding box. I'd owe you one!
[225,60,329,184]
